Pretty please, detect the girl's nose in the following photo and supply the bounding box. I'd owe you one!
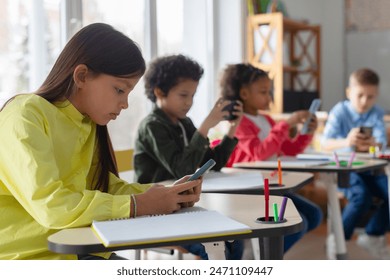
[120,97,128,109]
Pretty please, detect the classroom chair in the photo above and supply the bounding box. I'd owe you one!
[113,149,195,260]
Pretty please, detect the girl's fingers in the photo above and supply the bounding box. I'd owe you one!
[170,179,202,193]
[173,175,191,185]
[177,193,200,203]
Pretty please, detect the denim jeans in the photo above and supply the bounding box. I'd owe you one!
[181,240,244,260]
[340,171,389,240]
[283,193,323,252]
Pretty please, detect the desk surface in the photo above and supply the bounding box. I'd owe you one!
[158,168,313,196]
[48,193,302,255]
[208,168,313,195]
[233,157,387,173]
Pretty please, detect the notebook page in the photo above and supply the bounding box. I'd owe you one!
[92,208,251,247]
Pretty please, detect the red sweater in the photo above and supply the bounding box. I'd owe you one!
[221,114,313,167]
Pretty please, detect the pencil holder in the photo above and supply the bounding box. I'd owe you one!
[255,216,287,224]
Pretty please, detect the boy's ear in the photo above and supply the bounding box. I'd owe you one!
[73,64,89,88]
[345,87,350,99]
[154,88,165,100]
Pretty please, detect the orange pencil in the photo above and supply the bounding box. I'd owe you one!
[278,159,282,186]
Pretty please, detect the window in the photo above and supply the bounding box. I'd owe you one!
[82,0,148,150]
[0,0,61,106]
[1,0,245,149]
[156,0,183,55]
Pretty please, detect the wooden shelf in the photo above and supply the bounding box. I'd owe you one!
[247,13,321,113]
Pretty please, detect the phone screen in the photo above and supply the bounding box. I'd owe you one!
[301,99,321,134]
[359,126,373,137]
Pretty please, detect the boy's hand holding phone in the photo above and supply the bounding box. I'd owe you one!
[198,99,231,138]
[359,126,373,138]
[347,127,375,152]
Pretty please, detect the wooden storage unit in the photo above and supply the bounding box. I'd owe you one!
[247,12,321,113]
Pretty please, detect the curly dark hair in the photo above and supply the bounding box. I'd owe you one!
[144,54,204,102]
[220,63,269,100]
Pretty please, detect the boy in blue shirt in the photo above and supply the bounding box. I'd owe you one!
[322,68,389,259]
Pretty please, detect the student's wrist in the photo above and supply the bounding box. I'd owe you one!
[226,127,236,138]
[132,193,148,217]
[130,194,137,218]
[197,125,209,139]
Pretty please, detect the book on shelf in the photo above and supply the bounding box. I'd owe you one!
[91,207,251,247]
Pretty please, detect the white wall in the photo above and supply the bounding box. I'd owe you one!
[283,0,345,111]
[347,31,390,112]
[182,0,246,126]
[214,0,246,93]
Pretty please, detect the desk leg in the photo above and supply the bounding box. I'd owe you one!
[251,238,260,259]
[258,236,283,260]
[134,249,141,260]
[202,241,226,260]
[327,181,348,260]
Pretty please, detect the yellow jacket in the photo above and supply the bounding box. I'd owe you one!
[0,94,151,259]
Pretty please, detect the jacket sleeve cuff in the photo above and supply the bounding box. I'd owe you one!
[220,135,239,150]
[111,195,131,219]
[190,130,210,150]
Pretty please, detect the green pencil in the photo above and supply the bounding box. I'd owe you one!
[273,203,279,222]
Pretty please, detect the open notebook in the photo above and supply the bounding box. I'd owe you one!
[92,207,251,247]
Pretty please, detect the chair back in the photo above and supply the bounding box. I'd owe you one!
[114,149,134,172]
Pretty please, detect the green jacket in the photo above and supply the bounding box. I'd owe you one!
[134,107,238,183]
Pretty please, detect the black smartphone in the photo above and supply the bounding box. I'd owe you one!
[359,126,373,137]
[187,159,216,181]
[222,100,239,121]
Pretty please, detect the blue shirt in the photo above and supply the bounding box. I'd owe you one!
[322,100,387,152]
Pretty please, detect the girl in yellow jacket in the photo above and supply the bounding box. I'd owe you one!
[0,23,201,260]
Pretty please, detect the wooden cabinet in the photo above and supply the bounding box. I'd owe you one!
[247,12,321,113]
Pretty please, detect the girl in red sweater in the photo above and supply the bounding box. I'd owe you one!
[219,63,323,252]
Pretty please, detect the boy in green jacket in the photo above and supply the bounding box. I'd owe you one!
[134,54,244,259]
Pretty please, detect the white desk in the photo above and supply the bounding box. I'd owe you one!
[159,169,313,195]
[233,157,387,259]
[48,193,303,260]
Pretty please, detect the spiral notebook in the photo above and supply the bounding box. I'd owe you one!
[92,207,251,247]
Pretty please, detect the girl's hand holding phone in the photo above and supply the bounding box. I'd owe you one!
[173,175,202,208]
[135,178,202,216]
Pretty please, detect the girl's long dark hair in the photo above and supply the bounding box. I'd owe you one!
[35,23,145,192]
